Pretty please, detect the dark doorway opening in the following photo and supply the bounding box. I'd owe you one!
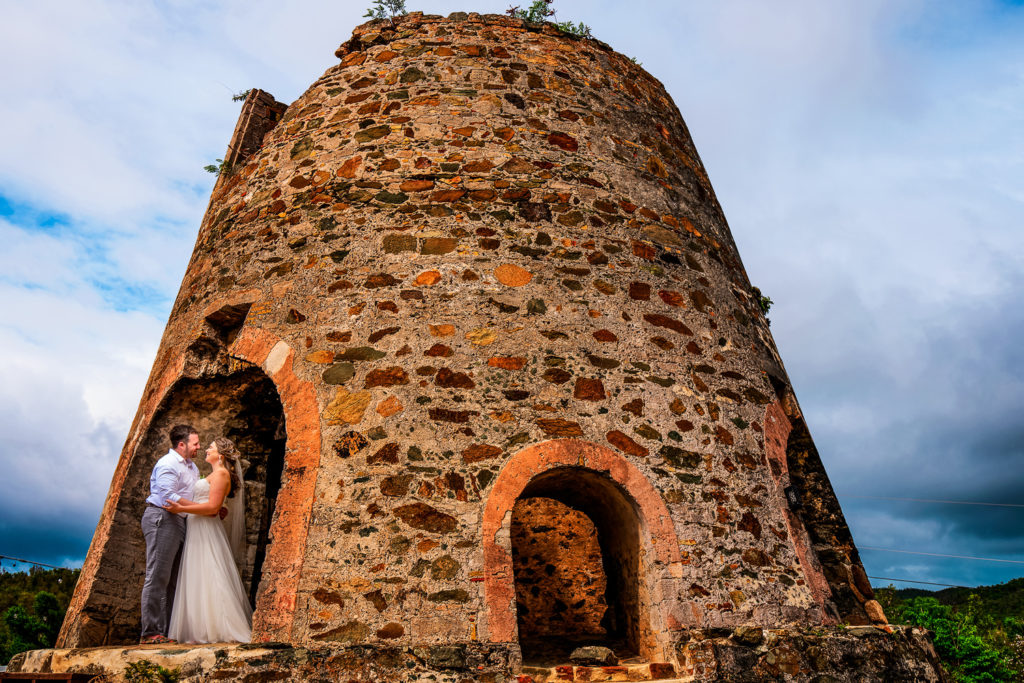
[220,373,287,607]
[76,364,285,645]
[512,467,653,665]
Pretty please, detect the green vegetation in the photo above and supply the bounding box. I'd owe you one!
[507,0,592,38]
[878,579,1024,682]
[364,0,407,20]
[203,158,233,176]
[751,286,773,320]
[125,659,181,683]
[231,89,251,103]
[0,567,79,665]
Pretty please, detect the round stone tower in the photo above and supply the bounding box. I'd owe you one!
[53,12,940,681]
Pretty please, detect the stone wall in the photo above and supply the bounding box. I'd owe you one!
[60,9,890,666]
[511,497,607,641]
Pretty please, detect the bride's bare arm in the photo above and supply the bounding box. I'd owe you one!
[164,471,229,516]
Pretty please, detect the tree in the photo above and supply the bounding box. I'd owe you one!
[886,595,1014,682]
[364,0,407,20]
[0,568,78,664]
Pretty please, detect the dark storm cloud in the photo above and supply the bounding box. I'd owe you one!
[796,275,1024,583]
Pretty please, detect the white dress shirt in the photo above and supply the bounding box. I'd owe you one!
[146,450,200,517]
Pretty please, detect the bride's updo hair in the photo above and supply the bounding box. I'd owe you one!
[213,436,242,498]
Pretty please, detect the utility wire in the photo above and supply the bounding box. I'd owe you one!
[841,495,1024,509]
[860,546,1024,565]
[868,576,970,589]
[0,554,69,571]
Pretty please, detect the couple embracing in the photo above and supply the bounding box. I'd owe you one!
[139,424,252,644]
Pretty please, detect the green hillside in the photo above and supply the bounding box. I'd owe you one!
[877,578,1024,682]
[0,567,79,665]
[888,577,1024,624]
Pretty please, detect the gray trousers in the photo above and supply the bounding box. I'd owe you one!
[140,505,185,638]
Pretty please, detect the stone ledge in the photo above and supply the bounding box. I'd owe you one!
[7,642,517,683]
[7,627,947,682]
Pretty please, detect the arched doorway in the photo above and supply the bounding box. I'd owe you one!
[58,316,322,648]
[72,363,286,645]
[482,439,683,665]
[511,467,648,665]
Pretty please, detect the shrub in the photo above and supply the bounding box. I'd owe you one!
[125,660,181,683]
[751,286,773,317]
[203,159,233,176]
[364,0,407,20]
[507,0,592,38]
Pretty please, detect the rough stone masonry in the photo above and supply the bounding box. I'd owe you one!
[32,11,945,682]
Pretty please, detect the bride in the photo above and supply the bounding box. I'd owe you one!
[165,436,252,643]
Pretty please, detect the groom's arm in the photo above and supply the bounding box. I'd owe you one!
[151,462,182,505]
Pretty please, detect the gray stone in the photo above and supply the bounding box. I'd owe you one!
[732,625,764,646]
[322,362,355,385]
[414,644,467,669]
[569,646,617,666]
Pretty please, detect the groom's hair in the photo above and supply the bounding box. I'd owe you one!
[169,424,198,449]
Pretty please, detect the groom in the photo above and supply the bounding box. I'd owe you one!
[140,424,200,644]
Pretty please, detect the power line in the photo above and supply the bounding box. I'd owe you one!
[841,495,1024,509]
[868,576,970,589]
[0,554,69,571]
[860,546,1024,565]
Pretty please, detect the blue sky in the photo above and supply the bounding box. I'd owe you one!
[0,0,1022,592]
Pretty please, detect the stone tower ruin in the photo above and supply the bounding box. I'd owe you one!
[52,12,944,682]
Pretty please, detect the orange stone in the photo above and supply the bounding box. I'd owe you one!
[364,367,409,388]
[340,52,366,67]
[462,443,503,464]
[337,156,362,178]
[488,356,527,370]
[658,290,687,307]
[607,430,649,458]
[493,264,533,287]
[536,418,584,437]
[414,270,442,286]
[376,395,404,417]
[400,179,434,192]
[304,350,334,364]
[574,378,606,401]
[429,324,455,337]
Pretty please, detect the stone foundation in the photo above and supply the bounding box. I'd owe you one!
[677,625,948,682]
[7,626,945,682]
[7,642,518,683]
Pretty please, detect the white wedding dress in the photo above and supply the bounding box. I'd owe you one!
[168,478,252,643]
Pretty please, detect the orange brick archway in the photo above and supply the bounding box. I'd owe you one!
[228,326,322,642]
[481,439,683,651]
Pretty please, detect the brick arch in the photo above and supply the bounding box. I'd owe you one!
[228,326,321,642]
[481,439,682,657]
